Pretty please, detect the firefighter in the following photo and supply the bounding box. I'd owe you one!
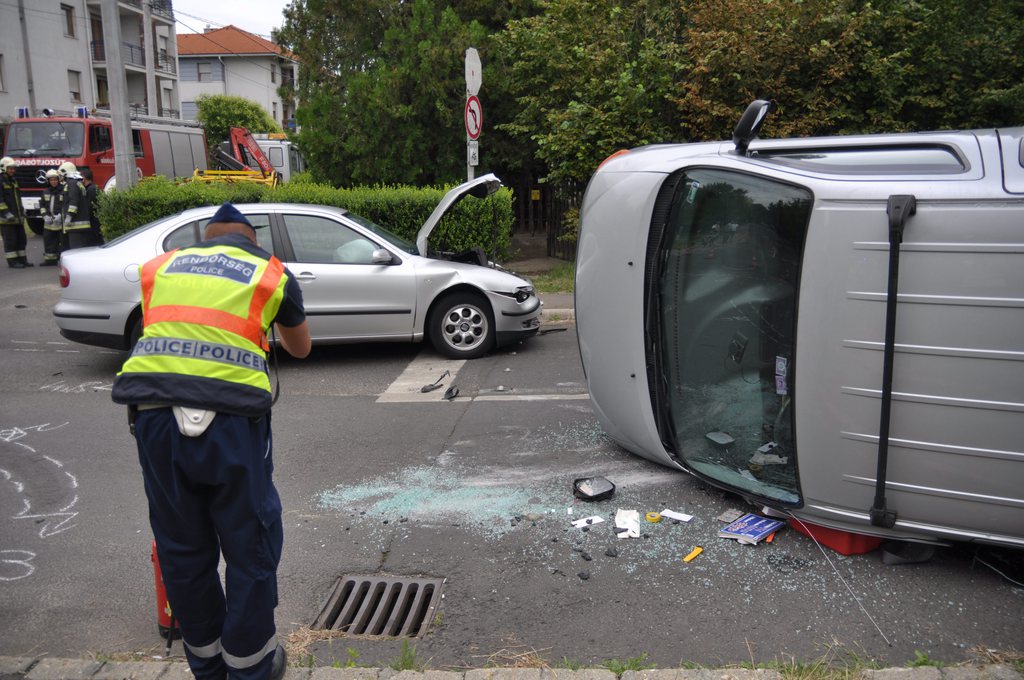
[112,203,310,680]
[1,156,32,268]
[39,169,65,265]
[60,162,93,249]
[77,168,104,247]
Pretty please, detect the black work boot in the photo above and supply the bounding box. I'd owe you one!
[8,258,24,269]
[21,257,34,267]
[269,644,287,680]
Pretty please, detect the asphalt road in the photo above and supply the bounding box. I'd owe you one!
[0,237,1021,670]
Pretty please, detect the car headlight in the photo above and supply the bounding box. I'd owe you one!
[514,286,534,303]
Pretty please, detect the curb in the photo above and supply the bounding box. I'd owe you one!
[1,658,1021,680]
[540,308,574,322]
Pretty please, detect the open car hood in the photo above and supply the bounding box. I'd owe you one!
[416,173,502,256]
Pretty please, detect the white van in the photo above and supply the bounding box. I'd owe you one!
[576,100,1024,548]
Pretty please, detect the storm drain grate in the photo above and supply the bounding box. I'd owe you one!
[312,575,444,638]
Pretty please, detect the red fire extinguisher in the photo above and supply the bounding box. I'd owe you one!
[151,540,180,641]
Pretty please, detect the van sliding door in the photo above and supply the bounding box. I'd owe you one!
[651,169,812,505]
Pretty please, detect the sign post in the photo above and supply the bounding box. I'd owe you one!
[465,48,482,181]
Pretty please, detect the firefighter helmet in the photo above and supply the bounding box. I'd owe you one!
[45,169,61,180]
[1,157,17,172]
[58,161,77,177]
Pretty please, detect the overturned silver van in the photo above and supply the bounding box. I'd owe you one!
[576,101,1024,548]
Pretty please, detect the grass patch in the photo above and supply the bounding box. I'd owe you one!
[602,653,656,675]
[907,651,943,668]
[524,261,575,294]
[390,640,422,671]
[330,649,362,668]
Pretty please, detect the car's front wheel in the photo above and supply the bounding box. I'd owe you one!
[428,291,495,359]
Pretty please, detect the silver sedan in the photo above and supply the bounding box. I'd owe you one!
[54,174,541,358]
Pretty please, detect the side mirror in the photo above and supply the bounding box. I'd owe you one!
[371,248,394,265]
[732,99,774,156]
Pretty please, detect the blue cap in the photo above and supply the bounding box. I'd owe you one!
[208,202,254,230]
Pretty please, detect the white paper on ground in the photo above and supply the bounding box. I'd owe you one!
[660,509,693,522]
[571,515,604,528]
[615,509,641,538]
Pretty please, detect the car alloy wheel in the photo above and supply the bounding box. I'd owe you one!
[429,291,494,359]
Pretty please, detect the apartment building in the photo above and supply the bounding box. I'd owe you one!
[0,0,181,120]
[177,25,298,131]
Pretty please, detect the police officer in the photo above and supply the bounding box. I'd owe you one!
[60,161,93,249]
[1,156,32,268]
[112,203,310,680]
[39,169,65,265]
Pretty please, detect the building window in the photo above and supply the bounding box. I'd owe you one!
[68,70,82,102]
[197,62,212,81]
[61,4,76,37]
[271,63,277,83]
[272,101,278,120]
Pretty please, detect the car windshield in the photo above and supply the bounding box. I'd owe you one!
[4,122,85,156]
[346,212,417,255]
[651,168,812,505]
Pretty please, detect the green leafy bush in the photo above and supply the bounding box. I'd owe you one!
[98,178,512,259]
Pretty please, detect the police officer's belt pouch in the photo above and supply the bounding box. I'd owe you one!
[172,406,216,437]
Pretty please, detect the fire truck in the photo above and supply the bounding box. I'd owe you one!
[1,107,208,234]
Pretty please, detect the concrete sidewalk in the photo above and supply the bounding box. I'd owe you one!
[2,657,1021,680]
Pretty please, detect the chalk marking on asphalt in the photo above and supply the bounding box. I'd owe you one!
[12,340,37,344]
[14,349,44,352]
[55,350,80,353]
[0,550,36,581]
[45,341,70,345]
[376,354,466,403]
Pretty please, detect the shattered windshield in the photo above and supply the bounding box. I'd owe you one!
[654,168,811,505]
[4,122,85,157]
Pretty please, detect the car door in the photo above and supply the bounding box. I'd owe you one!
[278,211,417,341]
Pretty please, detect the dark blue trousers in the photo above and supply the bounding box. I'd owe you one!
[134,409,283,680]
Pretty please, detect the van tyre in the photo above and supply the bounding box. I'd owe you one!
[429,291,494,359]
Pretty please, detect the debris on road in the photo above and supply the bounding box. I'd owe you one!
[572,475,615,501]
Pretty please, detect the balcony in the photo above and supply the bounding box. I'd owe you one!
[155,52,177,75]
[95,102,151,118]
[159,108,180,118]
[151,0,173,19]
[91,40,146,68]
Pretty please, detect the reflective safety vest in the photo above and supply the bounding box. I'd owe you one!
[112,242,288,416]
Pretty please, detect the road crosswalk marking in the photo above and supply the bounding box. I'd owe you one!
[375,354,467,403]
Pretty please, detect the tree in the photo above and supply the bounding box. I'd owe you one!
[275,0,536,186]
[497,0,686,186]
[195,94,281,148]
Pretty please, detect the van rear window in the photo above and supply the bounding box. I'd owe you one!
[754,145,967,175]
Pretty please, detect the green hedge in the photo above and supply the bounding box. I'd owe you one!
[97,177,513,260]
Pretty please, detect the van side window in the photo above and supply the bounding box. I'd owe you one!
[89,125,112,153]
[653,169,812,505]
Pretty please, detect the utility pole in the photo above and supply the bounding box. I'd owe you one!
[17,0,37,113]
[101,0,137,189]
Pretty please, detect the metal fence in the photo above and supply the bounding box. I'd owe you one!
[510,179,581,261]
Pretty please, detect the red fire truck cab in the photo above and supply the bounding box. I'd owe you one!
[2,108,208,234]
